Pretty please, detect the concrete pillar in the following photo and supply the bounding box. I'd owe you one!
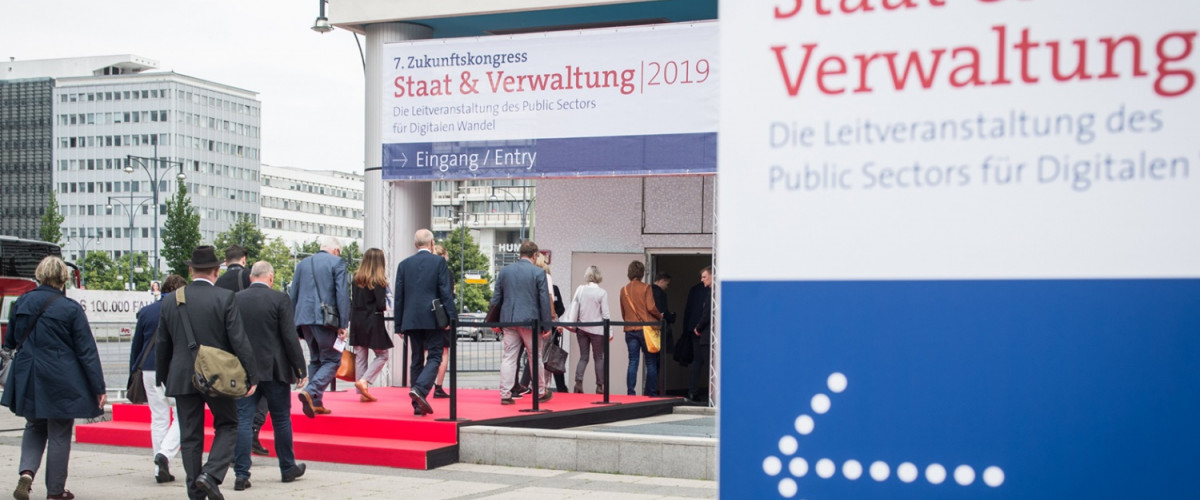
[363,22,433,387]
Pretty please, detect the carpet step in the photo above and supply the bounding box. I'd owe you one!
[74,421,455,469]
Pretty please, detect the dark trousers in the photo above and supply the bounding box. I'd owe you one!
[406,329,444,405]
[301,325,340,407]
[19,418,73,496]
[234,381,298,480]
[177,393,238,499]
[626,331,659,396]
[690,337,711,401]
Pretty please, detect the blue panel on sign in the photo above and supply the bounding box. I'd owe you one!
[381,132,716,180]
[720,279,1200,499]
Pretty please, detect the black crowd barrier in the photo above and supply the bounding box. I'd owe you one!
[387,315,669,421]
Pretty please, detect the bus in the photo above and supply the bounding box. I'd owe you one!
[0,236,80,340]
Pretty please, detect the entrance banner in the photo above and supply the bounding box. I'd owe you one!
[718,1,1199,499]
[380,22,717,180]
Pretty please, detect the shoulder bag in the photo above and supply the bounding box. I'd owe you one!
[543,331,569,375]
[622,287,661,354]
[176,287,248,399]
[125,334,153,404]
[0,294,62,390]
[312,259,340,328]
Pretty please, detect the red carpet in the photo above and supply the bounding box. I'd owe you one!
[76,387,669,470]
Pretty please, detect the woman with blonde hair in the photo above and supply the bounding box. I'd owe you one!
[4,256,105,500]
[564,265,611,393]
[349,248,393,402]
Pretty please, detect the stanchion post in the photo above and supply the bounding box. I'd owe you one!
[593,319,619,405]
[401,335,409,387]
[437,318,469,422]
[521,318,551,413]
[658,318,668,398]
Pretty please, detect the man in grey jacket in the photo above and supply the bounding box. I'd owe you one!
[289,236,350,418]
[491,240,554,405]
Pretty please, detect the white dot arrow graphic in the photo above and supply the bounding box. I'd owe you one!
[761,372,1006,499]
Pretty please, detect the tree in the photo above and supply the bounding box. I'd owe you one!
[39,191,64,246]
[441,227,492,313]
[259,237,295,291]
[342,241,362,276]
[116,252,154,291]
[81,251,121,290]
[214,215,265,262]
[162,183,201,277]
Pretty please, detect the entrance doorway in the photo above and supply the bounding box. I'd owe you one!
[650,252,712,398]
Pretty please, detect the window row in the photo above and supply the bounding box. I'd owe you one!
[261,196,363,219]
[58,111,169,126]
[186,161,258,182]
[184,183,258,203]
[60,88,169,103]
[177,135,259,159]
[67,226,158,240]
[176,112,259,137]
[262,217,363,240]
[57,180,167,196]
[261,176,363,200]
[58,134,169,149]
[177,90,258,116]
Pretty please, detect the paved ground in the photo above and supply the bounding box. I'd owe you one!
[0,411,715,499]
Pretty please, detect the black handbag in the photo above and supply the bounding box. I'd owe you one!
[126,334,154,404]
[432,298,449,329]
[543,332,568,375]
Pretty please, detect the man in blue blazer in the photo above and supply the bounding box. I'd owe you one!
[394,229,457,416]
[289,236,350,418]
[491,240,553,405]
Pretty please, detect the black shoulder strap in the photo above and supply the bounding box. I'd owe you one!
[17,293,63,350]
[134,330,156,369]
[238,268,245,291]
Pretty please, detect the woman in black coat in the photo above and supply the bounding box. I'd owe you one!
[349,248,393,402]
[3,256,105,500]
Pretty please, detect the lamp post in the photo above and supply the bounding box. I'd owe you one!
[67,236,100,288]
[107,194,153,291]
[490,183,533,241]
[126,140,186,282]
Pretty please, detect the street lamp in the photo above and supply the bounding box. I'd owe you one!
[489,183,533,241]
[126,140,186,282]
[66,236,100,288]
[107,194,153,291]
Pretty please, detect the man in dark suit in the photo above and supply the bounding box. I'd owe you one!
[491,240,553,405]
[215,244,267,456]
[214,244,251,292]
[394,229,456,416]
[156,246,258,500]
[289,236,350,418]
[231,261,307,491]
[682,266,713,403]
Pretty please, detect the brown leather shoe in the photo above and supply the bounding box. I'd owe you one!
[297,390,315,418]
[313,406,332,415]
[356,380,376,402]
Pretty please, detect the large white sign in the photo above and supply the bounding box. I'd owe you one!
[65,289,155,323]
[380,23,718,179]
[719,0,1199,281]
[382,22,717,142]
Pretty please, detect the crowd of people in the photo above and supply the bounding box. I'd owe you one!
[1,233,713,499]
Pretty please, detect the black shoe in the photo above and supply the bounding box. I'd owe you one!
[538,390,554,403]
[409,390,433,415]
[512,385,531,398]
[154,453,175,483]
[251,438,270,456]
[414,408,427,416]
[433,386,450,399]
[500,397,515,405]
[194,473,224,500]
[281,463,306,483]
[233,477,251,491]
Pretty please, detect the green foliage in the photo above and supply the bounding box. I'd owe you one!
[162,183,201,277]
[81,251,120,290]
[39,191,64,246]
[342,241,362,276]
[117,252,154,291]
[214,215,265,263]
[440,227,492,313]
[259,237,294,291]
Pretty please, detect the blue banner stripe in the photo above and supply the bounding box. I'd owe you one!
[721,279,1200,499]
[382,132,716,180]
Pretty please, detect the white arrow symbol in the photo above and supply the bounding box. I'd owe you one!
[397,152,408,167]
[762,372,1006,499]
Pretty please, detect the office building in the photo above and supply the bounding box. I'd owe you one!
[260,164,364,250]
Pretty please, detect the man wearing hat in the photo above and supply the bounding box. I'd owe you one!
[156,245,258,500]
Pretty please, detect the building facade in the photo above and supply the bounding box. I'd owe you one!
[0,78,54,241]
[260,164,364,250]
[431,179,535,277]
[2,55,262,277]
